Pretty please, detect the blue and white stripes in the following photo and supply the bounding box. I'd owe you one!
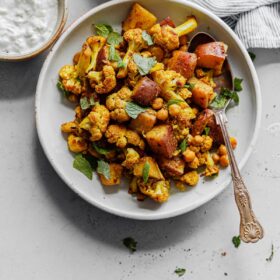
[192,0,280,48]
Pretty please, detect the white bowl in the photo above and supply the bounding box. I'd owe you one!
[35,0,261,220]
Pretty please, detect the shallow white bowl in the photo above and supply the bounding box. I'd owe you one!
[36,0,261,220]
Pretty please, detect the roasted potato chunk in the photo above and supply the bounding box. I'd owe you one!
[195,42,228,76]
[122,3,157,31]
[158,157,185,177]
[130,110,157,133]
[132,77,161,106]
[99,163,123,186]
[146,125,178,158]
[133,157,164,180]
[167,51,197,79]
[188,77,215,108]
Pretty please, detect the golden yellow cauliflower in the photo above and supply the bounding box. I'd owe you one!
[67,134,87,153]
[105,124,145,150]
[106,86,133,122]
[180,171,199,186]
[200,135,213,152]
[87,65,116,94]
[59,65,83,95]
[79,103,110,141]
[138,179,170,203]
[122,148,140,169]
[61,121,78,134]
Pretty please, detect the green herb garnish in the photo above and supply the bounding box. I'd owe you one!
[204,126,210,136]
[232,235,241,248]
[94,23,113,37]
[57,81,71,97]
[109,45,124,68]
[210,87,239,109]
[92,143,112,155]
[97,160,110,180]
[142,161,150,184]
[248,51,256,61]
[142,31,153,46]
[234,77,243,92]
[132,53,157,76]
[123,237,137,252]
[167,99,184,107]
[174,268,186,277]
[73,154,93,180]
[80,96,95,110]
[266,244,274,262]
[179,139,187,153]
[184,83,195,90]
[125,102,147,119]
[107,31,123,46]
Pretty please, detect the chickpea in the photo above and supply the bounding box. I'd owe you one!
[212,153,220,164]
[156,108,168,121]
[219,155,229,167]
[183,149,196,163]
[230,137,237,149]
[152,97,164,110]
[193,135,203,146]
[218,144,227,156]
[168,104,181,116]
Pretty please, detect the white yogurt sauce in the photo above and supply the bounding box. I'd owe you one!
[0,0,58,56]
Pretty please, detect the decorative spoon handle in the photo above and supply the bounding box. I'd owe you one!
[215,110,264,243]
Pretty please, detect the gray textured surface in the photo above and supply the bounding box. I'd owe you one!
[0,1,280,279]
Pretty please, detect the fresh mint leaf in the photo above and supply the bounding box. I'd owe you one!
[109,45,124,68]
[125,102,146,119]
[92,143,112,155]
[94,23,113,37]
[167,99,184,107]
[184,83,195,90]
[132,53,157,76]
[123,237,137,252]
[234,77,243,92]
[175,268,186,277]
[204,126,210,136]
[232,235,241,248]
[80,96,94,110]
[266,244,274,262]
[107,31,123,46]
[248,51,256,61]
[97,160,110,180]
[73,154,93,180]
[179,139,187,152]
[57,81,71,97]
[142,31,153,46]
[142,161,150,184]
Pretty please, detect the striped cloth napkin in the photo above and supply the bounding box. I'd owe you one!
[192,0,280,48]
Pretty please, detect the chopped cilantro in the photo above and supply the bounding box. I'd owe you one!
[107,31,123,46]
[167,99,184,107]
[210,87,239,109]
[80,96,95,110]
[57,81,71,97]
[179,139,187,153]
[234,77,243,92]
[184,83,195,90]
[92,143,113,155]
[142,31,153,46]
[94,23,113,37]
[123,237,137,252]
[204,126,210,136]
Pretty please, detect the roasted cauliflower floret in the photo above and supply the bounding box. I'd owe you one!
[138,179,170,203]
[204,152,219,177]
[152,70,186,101]
[87,65,116,94]
[201,135,213,152]
[105,124,145,150]
[106,86,133,122]
[67,134,87,153]
[79,103,110,141]
[149,17,197,51]
[61,121,79,134]
[59,65,83,95]
[117,28,148,78]
[180,171,199,186]
[122,148,140,169]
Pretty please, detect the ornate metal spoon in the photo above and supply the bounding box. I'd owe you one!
[189,32,264,243]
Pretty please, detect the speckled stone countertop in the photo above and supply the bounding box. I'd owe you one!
[0,1,279,279]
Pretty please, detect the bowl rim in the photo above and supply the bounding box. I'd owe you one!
[35,0,262,220]
[0,0,69,62]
